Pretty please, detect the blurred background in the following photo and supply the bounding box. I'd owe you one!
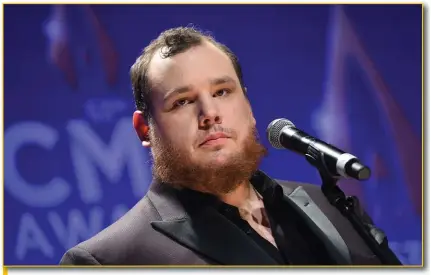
[4,4,422,265]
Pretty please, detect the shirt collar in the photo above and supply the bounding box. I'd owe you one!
[176,170,284,213]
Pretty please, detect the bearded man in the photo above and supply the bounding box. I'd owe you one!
[60,27,390,266]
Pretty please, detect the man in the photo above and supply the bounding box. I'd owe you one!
[60,27,388,265]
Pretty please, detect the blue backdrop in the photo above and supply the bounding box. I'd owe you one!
[4,4,422,265]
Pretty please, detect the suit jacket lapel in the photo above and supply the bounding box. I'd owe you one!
[281,184,352,265]
[147,182,278,265]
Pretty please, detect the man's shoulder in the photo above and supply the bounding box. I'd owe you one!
[60,195,160,265]
[273,178,321,192]
[271,178,333,207]
[274,176,375,229]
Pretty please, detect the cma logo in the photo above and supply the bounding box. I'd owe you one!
[4,117,151,208]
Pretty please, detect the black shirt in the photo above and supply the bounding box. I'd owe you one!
[177,171,334,265]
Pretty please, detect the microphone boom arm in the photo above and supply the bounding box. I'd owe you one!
[305,144,403,265]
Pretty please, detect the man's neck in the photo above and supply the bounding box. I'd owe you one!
[218,181,251,208]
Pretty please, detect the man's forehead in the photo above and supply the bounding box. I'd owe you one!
[146,52,181,95]
[147,42,236,93]
[148,48,178,80]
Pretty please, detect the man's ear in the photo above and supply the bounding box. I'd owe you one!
[133,111,151,148]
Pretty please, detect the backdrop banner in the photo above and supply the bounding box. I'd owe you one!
[4,4,422,265]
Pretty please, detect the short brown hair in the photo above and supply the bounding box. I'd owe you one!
[130,26,246,121]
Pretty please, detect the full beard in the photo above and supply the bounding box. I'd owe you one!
[149,125,268,195]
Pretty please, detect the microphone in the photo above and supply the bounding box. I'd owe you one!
[266,118,371,181]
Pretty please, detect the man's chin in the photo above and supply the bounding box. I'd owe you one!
[196,157,230,169]
[197,149,238,166]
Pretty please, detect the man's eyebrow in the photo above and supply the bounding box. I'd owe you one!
[210,76,236,86]
[164,85,193,100]
[163,76,237,101]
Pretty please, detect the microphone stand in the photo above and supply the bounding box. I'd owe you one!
[305,146,403,265]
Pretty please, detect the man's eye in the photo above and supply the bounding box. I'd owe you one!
[173,99,190,108]
[214,89,230,97]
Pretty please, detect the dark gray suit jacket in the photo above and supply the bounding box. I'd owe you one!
[60,172,384,265]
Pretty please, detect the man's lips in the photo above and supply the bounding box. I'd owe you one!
[199,132,230,146]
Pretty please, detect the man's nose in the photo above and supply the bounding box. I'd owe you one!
[198,98,222,129]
